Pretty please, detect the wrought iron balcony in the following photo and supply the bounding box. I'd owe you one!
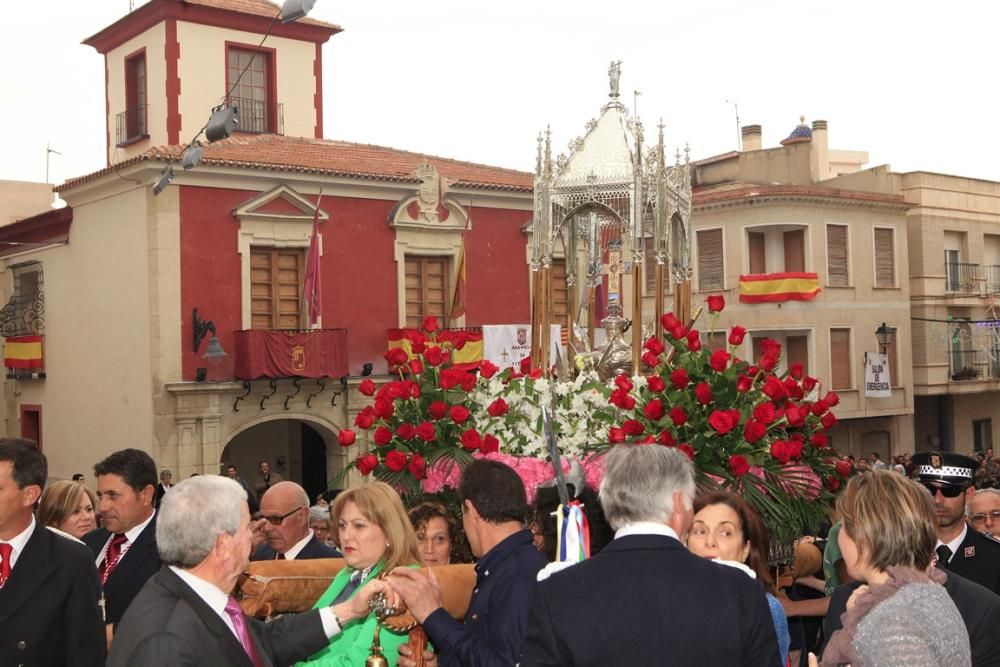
[115,105,148,146]
[985,265,1000,294]
[945,261,980,293]
[949,349,983,381]
[224,96,284,135]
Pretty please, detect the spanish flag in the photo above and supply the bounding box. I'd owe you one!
[739,272,821,304]
[387,328,484,371]
[4,335,43,369]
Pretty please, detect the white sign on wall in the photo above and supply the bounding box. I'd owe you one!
[865,352,892,398]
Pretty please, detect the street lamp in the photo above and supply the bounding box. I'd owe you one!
[876,322,895,354]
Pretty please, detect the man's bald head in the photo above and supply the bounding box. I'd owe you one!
[258,481,310,554]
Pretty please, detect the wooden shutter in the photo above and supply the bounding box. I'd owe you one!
[748,232,766,275]
[250,247,303,329]
[826,225,849,287]
[405,256,448,328]
[549,259,568,319]
[786,335,808,375]
[784,229,805,272]
[697,229,723,291]
[830,329,851,389]
[874,228,895,288]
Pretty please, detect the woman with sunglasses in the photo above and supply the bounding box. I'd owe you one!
[298,481,422,666]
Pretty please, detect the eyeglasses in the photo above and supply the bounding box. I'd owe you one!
[921,482,967,499]
[259,506,304,525]
[970,510,1000,524]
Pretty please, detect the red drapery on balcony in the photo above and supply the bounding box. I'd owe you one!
[233,329,347,380]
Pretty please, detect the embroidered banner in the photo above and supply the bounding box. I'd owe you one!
[739,272,821,303]
[482,324,562,369]
[233,329,347,380]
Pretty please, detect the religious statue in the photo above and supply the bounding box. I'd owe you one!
[608,60,622,99]
[596,303,632,382]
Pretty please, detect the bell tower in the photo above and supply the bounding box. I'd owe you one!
[83,0,340,166]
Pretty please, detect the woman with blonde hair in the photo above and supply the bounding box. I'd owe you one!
[37,479,97,541]
[818,470,970,666]
[298,482,422,666]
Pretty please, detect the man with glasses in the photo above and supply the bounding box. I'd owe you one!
[251,481,340,560]
[968,488,1000,540]
[913,451,1000,594]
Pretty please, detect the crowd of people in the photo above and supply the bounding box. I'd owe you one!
[1,437,1000,666]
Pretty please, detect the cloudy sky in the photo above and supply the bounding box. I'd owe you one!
[3,0,999,185]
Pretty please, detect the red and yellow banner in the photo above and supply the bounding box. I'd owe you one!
[739,272,821,303]
[4,335,43,369]
[387,328,484,371]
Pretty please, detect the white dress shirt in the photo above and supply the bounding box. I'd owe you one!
[1,515,37,569]
[936,523,968,565]
[615,521,680,541]
[281,532,315,560]
[94,509,156,567]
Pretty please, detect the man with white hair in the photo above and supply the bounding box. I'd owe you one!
[107,476,397,666]
[968,488,1000,539]
[253,481,340,560]
[521,444,780,666]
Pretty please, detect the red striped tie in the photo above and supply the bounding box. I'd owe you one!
[99,534,128,584]
[0,543,12,589]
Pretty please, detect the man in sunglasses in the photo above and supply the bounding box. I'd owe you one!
[251,482,340,561]
[913,451,1000,595]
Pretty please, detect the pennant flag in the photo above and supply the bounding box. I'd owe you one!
[739,272,821,304]
[450,241,467,320]
[303,185,324,326]
[556,500,591,563]
[4,335,43,369]
[387,328,484,371]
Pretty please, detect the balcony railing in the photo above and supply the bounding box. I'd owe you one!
[115,105,148,146]
[945,261,980,293]
[224,96,284,135]
[949,349,983,381]
[985,265,1000,294]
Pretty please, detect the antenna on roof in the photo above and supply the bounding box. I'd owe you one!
[725,99,741,150]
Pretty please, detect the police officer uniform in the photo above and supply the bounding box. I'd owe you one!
[914,451,1000,596]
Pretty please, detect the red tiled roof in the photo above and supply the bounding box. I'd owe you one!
[694,182,908,207]
[59,135,534,192]
[180,0,340,30]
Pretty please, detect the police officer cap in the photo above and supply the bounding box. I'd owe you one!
[911,451,977,488]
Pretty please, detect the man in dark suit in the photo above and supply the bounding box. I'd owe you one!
[521,444,780,667]
[108,475,399,666]
[913,451,1000,594]
[153,469,172,509]
[0,438,105,665]
[252,481,340,560]
[225,464,258,514]
[83,448,162,639]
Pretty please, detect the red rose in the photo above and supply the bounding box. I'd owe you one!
[709,349,731,372]
[744,420,767,443]
[670,369,690,390]
[643,336,666,356]
[355,453,378,476]
[636,435,656,444]
[686,331,702,352]
[825,475,841,491]
[373,426,393,446]
[460,429,482,451]
[758,354,777,372]
[409,359,424,375]
[479,360,499,379]
[707,294,725,313]
[386,381,410,399]
[422,316,439,333]
[609,388,636,410]
[408,453,427,480]
[643,399,665,421]
[784,377,804,401]
[760,338,782,359]
[802,376,818,391]
[694,382,713,405]
[623,419,645,436]
[411,340,426,355]
[670,324,688,341]
[658,430,676,446]
[338,429,357,447]
[789,362,804,380]
[487,398,509,417]
[661,312,680,329]
[449,405,471,424]
[824,391,840,407]
[786,439,803,460]
[669,407,688,426]
[520,357,532,374]
[677,444,695,460]
[373,398,395,419]
[385,450,408,472]
[354,409,375,430]
[785,406,805,427]
[481,434,500,454]
[641,351,661,369]
[729,455,750,477]
[409,381,422,399]
[728,326,747,346]
[708,409,740,435]
[416,422,436,442]
[424,346,447,367]
[770,440,792,464]
[358,379,377,396]
[821,412,838,429]
[835,459,853,478]
[762,377,786,400]
[647,376,666,393]
[396,423,416,440]
[810,432,830,448]
[459,373,477,392]
[609,426,626,444]
[811,400,829,417]
[736,375,753,393]
[614,375,634,392]
[385,347,409,367]
[438,369,461,390]
[428,400,448,420]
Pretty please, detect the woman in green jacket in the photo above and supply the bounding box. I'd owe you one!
[298,482,422,666]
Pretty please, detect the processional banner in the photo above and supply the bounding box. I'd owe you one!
[482,325,562,368]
